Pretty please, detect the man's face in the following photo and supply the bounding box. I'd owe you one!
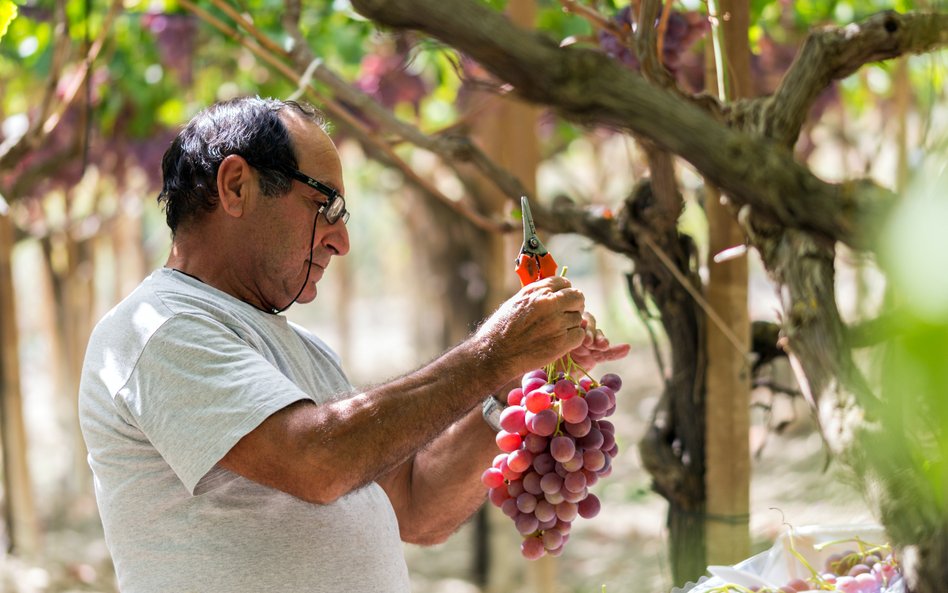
[247,114,351,309]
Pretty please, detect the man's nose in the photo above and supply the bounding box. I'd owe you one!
[320,219,350,256]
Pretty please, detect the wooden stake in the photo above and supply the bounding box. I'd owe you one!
[0,214,40,556]
[704,0,752,567]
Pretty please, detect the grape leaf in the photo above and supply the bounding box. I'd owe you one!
[0,0,17,43]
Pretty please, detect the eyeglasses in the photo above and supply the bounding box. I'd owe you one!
[288,169,350,225]
[245,158,350,225]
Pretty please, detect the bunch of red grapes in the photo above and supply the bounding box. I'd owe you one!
[481,367,622,559]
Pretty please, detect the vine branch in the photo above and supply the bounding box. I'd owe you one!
[352,0,946,253]
[726,10,948,146]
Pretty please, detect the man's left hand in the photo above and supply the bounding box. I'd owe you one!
[566,312,631,371]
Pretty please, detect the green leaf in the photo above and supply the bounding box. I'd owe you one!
[0,0,18,42]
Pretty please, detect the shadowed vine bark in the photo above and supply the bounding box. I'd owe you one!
[621,181,707,582]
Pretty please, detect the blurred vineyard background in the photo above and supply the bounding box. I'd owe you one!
[1,0,946,592]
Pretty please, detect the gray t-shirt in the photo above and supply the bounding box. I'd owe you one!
[78,268,410,593]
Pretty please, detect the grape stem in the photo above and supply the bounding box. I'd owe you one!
[814,536,891,558]
[782,525,832,588]
[547,354,598,386]
[552,400,564,436]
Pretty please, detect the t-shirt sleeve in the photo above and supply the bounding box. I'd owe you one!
[117,313,311,494]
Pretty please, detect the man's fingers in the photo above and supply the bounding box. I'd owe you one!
[565,325,587,349]
[600,343,631,361]
[557,288,585,313]
[565,311,585,331]
[531,275,571,293]
[592,330,609,349]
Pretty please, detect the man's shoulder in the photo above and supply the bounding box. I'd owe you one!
[88,268,237,354]
[91,270,175,339]
[98,268,249,331]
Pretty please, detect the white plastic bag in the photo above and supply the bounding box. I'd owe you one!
[682,524,904,592]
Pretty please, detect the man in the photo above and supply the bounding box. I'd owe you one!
[78,96,629,592]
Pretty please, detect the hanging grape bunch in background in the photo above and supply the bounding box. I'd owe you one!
[596,4,708,84]
[481,366,623,559]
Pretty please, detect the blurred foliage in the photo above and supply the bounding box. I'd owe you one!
[0,0,16,42]
[859,157,948,547]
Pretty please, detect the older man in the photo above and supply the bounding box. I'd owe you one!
[78,96,628,592]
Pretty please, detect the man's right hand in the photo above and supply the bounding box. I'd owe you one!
[472,276,586,380]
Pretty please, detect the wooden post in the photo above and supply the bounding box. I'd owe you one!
[0,213,40,556]
[703,0,752,567]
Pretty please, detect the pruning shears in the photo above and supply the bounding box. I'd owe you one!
[515,196,558,286]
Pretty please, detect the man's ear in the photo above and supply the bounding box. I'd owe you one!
[217,154,251,217]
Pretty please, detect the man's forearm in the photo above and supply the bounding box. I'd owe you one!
[379,406,499,545]
[222,337,511,505]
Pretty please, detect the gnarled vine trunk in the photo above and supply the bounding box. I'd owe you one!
[621,180,707,584]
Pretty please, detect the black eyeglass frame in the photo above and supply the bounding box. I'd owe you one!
[243,157,349,225]
[287,169,350,225]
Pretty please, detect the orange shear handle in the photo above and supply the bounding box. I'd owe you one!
[515,252,558,287]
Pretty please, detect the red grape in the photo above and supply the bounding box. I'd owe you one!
[507,479,525,497]
[525,389,553,413]
[561,395,589,424]
[523,433,548,453]
[522,471,542,495]
[522,376,546,394]
[539,472,564,495]
[526,409,558,436]
[516,492,538,513]
[541,529,564,551]
[577,493,601,519]
[582,449,606,472]
[563,471,587,493]
[585,388,610,415]
[532,453,555,475]
[534,499,556,522]
[501,497,519,518]
[500,406,527,434]
[515,513,539,535]
[507,448,534,473]
[495,430,522,452]
[481,467,505,489]
[488,486,510,507]
[506,387,524,406]
[553,379,577,400]
[550,435,576,462]
[564,417,592,438]
[520,535,545,559]
[599,373,622,391]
